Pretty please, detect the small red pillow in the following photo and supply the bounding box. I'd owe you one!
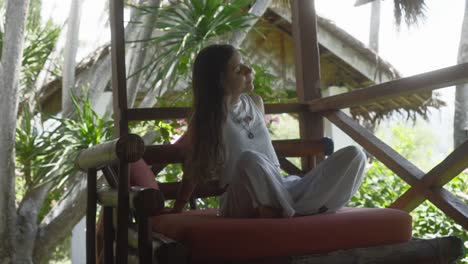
[130,159,160,190]
[129,132,188,190]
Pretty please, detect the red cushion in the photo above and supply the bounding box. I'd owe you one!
[152,208,412,262]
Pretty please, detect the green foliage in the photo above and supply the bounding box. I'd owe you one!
[15,94,113,197]
[250,63,296,103]
[16,106,68,189]
[348,124,468,262]
[348,161,410,208]
[351,161,468,262]
[26,0,43,31]
[0,0,60,92]
[35,95,113,191]
[21,19,61,91]
[131,0,255,91]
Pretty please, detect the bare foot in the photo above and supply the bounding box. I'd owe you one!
[255,206,283,218]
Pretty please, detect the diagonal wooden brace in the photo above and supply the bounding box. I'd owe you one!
[391,141,468,211]
[323,110,468,230]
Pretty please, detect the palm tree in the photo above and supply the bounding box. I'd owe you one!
[454,0,468,147]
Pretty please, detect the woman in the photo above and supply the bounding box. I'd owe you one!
[170,44,366,218]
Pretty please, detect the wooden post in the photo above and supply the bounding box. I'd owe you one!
[103,206,114,264]
[291,0,323,170]
[109,0,130,262]
[109,0,129,137]
[138,216,153,263]
[86,168,97,264]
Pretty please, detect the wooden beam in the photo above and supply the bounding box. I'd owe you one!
[278,156,303,176]
[426,187,468,230]
[143,144,186,164]
[273,138,333,157]
[143,139,332,164]
[291,0,323,170]
[110,0,129,137]
[391,141,468,212]
[309,63,468,112]
[324,110,468,229]
[265,103,308,115]
[126,103,307,121]
[323,110,424,185]
[291,236,464,264]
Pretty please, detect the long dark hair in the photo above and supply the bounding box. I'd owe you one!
[187,44,236,181]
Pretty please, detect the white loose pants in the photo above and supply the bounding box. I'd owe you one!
[219,146,366,218]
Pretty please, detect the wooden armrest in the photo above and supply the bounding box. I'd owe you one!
[97,186,164,216]
[143,144,185,164]
[76,134,145,171]
[158,180,224,200]
[143,137,334,165]
[273,137,334,157]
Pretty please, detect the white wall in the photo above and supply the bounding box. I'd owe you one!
[71,217,86,263]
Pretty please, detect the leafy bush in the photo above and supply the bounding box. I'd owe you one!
[348,124,468,263]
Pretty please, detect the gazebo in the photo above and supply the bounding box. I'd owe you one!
[76,0,468,263]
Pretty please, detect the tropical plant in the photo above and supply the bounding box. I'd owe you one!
[21,20,61,93]
[251,63,296,103]
[0,0,60,104]
[38,94,114,190]
[131,0,256,94]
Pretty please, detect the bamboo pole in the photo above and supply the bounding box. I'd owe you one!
[109,0,130,262]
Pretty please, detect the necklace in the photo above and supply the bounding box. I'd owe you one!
[230,108,255,139]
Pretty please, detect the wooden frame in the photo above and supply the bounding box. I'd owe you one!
[322,110,468,230]
[77,0,468,263]
[291,0,323,170]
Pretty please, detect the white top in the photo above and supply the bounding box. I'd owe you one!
[220,94,280,187]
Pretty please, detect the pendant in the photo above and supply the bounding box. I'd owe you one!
[248,132,254,139]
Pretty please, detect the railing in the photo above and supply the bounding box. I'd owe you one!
[117,62,468,230]
[104,0,468,263]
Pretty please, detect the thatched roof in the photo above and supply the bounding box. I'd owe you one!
[255,6,444,124]
[37,45,111,114]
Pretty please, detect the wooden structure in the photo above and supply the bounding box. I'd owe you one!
[38,6,445,126]
[76,0,467,263]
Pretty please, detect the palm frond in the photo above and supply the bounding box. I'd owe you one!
[131,0,256,92]
[393,0,426,27]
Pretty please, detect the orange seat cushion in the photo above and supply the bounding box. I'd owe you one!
[152,207,412,262]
